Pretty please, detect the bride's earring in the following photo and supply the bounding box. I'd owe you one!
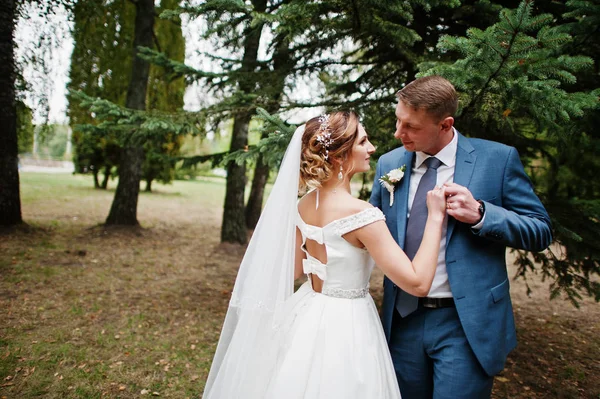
[338,165,343,181]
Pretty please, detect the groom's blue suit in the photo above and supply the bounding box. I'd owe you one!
[371,132,552,395]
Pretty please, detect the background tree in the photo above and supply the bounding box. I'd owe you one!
[237,0,599,303]
[238,0,511,200]
[139,0,507,239]
[417,0,599,303]
[211,0,268,243]
[1,0,76,226]
[0,0,21,226]
[148,0,279,242]
[536,0,600,302]
[244,34,295,228]
[69,0,185,224]
[103,0,155,226]
[69,0,185,192]
[142,0,185,192]
[67,0,134,189]
[281,1,510,166]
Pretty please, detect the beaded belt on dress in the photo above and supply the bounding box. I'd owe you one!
[320,284,370,299]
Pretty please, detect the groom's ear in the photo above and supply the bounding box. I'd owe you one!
[440,116,454,133]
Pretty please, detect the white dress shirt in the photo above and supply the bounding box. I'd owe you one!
[407,130,458,298]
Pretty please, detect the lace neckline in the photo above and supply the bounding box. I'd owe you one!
[297,207,377,231]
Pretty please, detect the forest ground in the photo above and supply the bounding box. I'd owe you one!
[0,173,598,398]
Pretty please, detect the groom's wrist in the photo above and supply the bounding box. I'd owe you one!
[470,200,485,228]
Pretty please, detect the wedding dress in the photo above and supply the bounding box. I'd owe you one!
[262,207,401,398]
[203,125,401,399]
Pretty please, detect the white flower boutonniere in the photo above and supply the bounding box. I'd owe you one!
[379,165,407,207]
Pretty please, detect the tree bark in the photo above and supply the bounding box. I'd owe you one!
[245,156,269,229]
[101,165,110,189]
[93,169,100,189]
[220,0,267,243]
[105,0,154,226]
[0,0,22,227]
[222,112,252,243]
[244,35,292,229]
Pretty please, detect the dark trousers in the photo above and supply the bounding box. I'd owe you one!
[389,305,494,399]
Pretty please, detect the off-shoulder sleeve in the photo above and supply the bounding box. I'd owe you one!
[333,208,385,236]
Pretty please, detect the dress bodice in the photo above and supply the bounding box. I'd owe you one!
[297,207,385,297]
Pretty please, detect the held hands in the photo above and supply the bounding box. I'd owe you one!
[426,186,448,221]
[443,182,481,225]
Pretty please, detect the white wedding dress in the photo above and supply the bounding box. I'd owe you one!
[202,125,401,399]
[261,207,401,399]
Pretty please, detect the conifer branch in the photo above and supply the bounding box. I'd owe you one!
[461,8,525,117]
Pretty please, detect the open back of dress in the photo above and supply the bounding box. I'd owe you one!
[297,207,384,298]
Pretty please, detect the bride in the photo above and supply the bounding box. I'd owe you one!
[203,111,447,398]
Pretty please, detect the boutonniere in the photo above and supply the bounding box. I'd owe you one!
[379,165,407,207]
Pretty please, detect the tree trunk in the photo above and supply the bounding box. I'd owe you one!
[0,0,22,227]
[106,147,144,225]
[145,178,152,192]
[245,155,269,229]
[93,169,101,189]
[105,0,154,226]
[244,35,292,229]
[220,0,267,243]
[101,165,110,189]
[221,112,252,244]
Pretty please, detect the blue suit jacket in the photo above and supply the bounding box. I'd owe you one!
[370,133,552,376]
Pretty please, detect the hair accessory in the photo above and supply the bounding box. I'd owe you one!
[315,114,334,160]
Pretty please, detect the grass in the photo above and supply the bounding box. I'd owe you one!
[1,172,599,398]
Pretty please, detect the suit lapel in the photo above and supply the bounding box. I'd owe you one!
[395,151,414,249]
[447,133,476,242]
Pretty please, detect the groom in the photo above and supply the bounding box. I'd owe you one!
[370,76,552,398]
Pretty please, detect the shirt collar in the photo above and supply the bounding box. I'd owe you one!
[415,128,458,169]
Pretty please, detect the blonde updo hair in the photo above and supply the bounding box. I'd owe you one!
[300,111,360,190]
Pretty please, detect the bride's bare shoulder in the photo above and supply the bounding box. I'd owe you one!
[297,190,317,212]
[298,192,374,222]
[347,197,375,212]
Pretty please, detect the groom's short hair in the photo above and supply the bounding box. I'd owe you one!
[396,76,458,121]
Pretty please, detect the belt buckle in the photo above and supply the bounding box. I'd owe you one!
[422,298,437,308]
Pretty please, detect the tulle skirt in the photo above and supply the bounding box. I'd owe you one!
[262,282,401,399]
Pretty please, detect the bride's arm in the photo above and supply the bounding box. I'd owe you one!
[355,188,446,296]
[294,227,306,280]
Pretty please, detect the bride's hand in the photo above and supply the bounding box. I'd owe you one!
[427,186,447,220]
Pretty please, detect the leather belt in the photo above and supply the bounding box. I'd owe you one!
[419,297,455,309]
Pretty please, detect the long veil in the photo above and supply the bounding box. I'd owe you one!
[203,125,305,398]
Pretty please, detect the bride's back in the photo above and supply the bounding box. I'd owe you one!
[298,190,369,242]
[297,190,375,292]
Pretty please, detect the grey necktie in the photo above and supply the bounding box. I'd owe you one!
[395,156,443,317]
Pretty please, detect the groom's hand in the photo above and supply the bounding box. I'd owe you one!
[443,183,481,225]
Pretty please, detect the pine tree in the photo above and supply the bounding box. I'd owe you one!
[257,1,508,196]
[144,0,295,242]
[103,0,155,226]
[420,0,599,304]
[244,35,294,228]
[242,0,600,303]
[137,0,264,242]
